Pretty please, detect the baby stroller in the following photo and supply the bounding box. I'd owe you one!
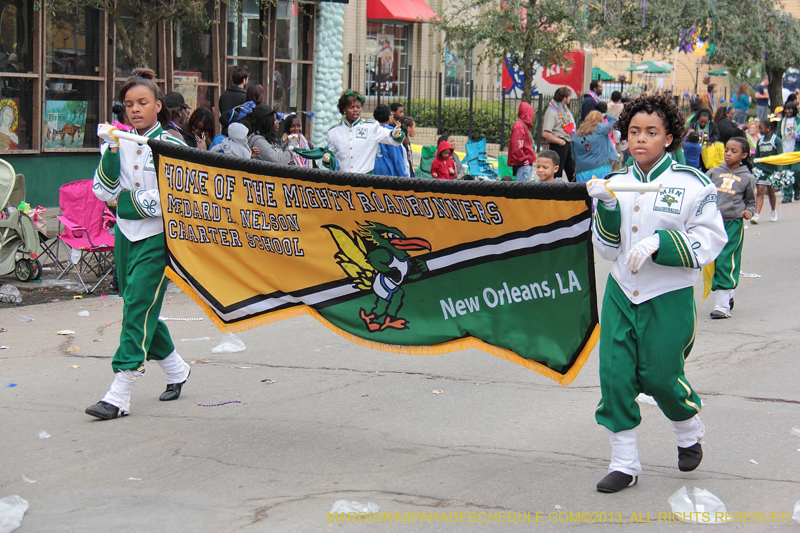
[0,159,41,281]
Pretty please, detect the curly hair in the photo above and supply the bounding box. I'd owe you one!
[615,93,686,153]
[337,90,364,114]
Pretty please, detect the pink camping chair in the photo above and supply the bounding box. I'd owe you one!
[55,179,115,293]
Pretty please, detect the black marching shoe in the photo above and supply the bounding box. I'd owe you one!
[795,193,800,201]
[729,297,734,311]
[85,401,126,420]
[710,309,730,319]
[782,197,792,204]
[678,442,703,472]
[159,370,190,401]
[597,471,637,493]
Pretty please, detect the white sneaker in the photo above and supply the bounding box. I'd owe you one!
[751,213,760,224]
[770,210,778,222]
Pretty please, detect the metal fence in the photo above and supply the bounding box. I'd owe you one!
[343,55,721,150]
[345,54,585,151]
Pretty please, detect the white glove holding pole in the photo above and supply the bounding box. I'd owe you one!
[625,234,660,272]
[586,178,618,209]
[391,125,404,140]
[97,124,120,147]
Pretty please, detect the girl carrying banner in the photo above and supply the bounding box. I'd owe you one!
[86,68,192,420]
[587,93,727,493]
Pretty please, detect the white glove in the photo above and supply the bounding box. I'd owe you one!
[391,125,404,140]
[624,234,660,272]
[586,178,617,209]
[97,123,120,147]
[322,153,331,164]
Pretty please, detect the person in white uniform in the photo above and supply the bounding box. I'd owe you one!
[85,68,192,420]
[587,93,727,493]
[324,90,405,174]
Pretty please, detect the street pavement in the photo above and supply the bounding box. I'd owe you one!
[1,200,799,532]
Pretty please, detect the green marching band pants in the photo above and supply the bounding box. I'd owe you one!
[112,230,175,373]
[595,275,702,433]
[712,218,744,292]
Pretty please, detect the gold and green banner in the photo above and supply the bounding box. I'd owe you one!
[151,141,599,385]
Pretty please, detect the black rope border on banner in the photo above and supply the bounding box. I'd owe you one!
[149,139,592,201]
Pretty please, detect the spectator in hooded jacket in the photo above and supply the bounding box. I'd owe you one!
[431,140,457,180]
[438,135,464,176]
[507,102,537,181]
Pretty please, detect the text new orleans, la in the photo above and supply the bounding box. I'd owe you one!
[440,271,583,320]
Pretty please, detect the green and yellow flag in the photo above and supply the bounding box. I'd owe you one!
[151,142,599,385]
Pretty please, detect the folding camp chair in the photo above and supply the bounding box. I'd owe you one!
[464,138,499,180]
[416,145,437,179]
[55,180,115,293]
[497,155,515,180]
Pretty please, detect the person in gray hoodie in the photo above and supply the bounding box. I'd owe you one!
[210,122,253,159]
[705,136,756,319]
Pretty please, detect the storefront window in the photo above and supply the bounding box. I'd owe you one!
[174,1,214,111]
[0,0,34,150]
[173,9,213,81]
[45,6,102,150]
[275,0,310,61]
[114,11,160,78]
[273,0,312,114]
[0,0,33,72]
[273,62,311,113]
[366,22,408,98]
[0,78,33,150]
[225,0,267,98]
[44,77,100,149]
[227,0,262,58]
[46,8,101,75]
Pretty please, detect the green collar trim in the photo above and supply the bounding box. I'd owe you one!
[632,152,671,183]
[343,117,363,128]
[141,123,163,140]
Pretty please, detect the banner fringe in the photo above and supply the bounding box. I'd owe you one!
[165,269,599,386]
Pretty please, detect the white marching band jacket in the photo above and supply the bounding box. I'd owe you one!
[93,123,186,242]
[327,118,405,174]
[592,152,728,304]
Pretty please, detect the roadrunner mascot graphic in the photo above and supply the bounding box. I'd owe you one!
[325,222,430,332]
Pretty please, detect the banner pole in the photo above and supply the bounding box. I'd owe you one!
[113,130,150,144]
[605,182,663,193]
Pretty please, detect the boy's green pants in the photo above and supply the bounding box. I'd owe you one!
[112,231,175,373]
[596,276,702,433]
[712,218,744,291]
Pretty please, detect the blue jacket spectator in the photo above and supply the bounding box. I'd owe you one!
[683,132,702,169]
[373,104,408,177]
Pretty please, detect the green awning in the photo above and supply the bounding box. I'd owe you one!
[624,61,672,74]
[591,67,615,81]
[708,68,729,76]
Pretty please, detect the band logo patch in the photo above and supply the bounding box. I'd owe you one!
[653,187,685,214]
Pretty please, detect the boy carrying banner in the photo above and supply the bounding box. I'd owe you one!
[587,94,727,493]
